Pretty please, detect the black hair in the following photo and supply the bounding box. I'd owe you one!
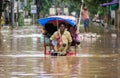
[45,23,57,37]
[58,22,66,28]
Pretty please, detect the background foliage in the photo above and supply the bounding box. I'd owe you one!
[37,0,112,17]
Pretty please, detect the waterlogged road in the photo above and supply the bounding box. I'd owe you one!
[0,26,120,78]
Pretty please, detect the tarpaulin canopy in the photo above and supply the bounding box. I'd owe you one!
[38,15,77,26]
[100,0,118,7]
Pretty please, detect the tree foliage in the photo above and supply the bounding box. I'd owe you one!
[38,0,114,17]
[24,0,32,11]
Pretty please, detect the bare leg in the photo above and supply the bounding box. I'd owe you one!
[84,26,87,33]
[86,26,89,33]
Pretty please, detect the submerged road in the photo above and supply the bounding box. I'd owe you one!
[0,26,120,78]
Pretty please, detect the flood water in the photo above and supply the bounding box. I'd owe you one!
[0,26,120,78]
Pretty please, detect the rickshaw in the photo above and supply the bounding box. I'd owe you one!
[38,15,78,56]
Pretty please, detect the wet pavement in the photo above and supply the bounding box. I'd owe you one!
[0,26,120,78]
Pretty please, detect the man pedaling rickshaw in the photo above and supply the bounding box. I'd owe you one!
[50,22,72,56]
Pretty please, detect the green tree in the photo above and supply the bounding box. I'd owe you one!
[24,0,32,16]
[37,0,113,17]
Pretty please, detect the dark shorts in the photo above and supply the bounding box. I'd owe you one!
[84,19,89,27]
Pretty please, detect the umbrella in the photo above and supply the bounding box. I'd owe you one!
[100,0,118,7]
[38,15,77,27]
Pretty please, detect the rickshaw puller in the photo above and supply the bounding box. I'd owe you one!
[50,22,72,56]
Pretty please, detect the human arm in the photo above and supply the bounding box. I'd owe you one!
[49,32,57,51]
[81,2,85,9]
[66,32,72,52]
[41,27,47,35]
[50,40,54,51]
[66,42,71,52]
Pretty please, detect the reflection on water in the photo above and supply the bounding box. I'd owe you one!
[0,56,119,78]
[0,26,120,78]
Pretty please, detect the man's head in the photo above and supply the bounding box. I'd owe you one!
[58,22,66,32]
[83,6,88,10]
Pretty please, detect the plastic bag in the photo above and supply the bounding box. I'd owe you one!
[76,34,81,42]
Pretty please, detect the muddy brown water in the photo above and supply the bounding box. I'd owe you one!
[0,26,120,78]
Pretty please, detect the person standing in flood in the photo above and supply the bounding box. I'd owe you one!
[0,15,5,27]
[81,3,90,33]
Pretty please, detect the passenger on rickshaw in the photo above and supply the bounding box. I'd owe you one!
[68,24,81,46]
[50,22,72,56]
[40,23,57,45]
[41,23,57,37]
